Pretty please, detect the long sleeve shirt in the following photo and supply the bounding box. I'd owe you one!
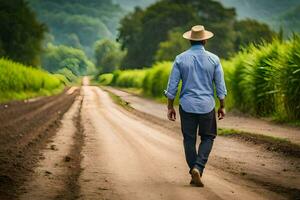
[164,44,227,114]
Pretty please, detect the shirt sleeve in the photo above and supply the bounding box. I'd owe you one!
[164,59,181,100]
[214,59,227,100]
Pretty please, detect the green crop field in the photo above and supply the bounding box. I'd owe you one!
[0,58,65,103]
[98,36,300,122]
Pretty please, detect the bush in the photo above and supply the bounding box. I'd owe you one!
[112,69,148,88]
[0,58,64,102]
[228,36,300,120]
[98,73,114,85]
[142,62,172,97]
[55,67,78,83]
[278,36,300,120]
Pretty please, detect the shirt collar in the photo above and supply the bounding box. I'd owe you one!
[190,44,205,51]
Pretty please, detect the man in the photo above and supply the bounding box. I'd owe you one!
[164,25,227,187]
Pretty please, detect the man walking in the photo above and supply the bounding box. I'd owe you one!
[164,25,227,187]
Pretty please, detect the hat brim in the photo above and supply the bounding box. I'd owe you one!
[182,30,214,41]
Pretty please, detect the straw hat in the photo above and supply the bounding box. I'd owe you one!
[183,25,214,41]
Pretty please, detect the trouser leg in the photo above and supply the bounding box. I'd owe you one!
[194,134,215,174]
[179,106,199,171]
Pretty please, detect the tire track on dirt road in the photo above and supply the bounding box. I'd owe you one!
[19,92,84,200]
[78,85,283,200]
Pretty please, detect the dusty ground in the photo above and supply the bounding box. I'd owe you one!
[78,85,300,200]
[105,87,300,145]
[0,87,78,199]
[0,80,299,199]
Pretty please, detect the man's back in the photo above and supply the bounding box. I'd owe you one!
[165,44,227,114]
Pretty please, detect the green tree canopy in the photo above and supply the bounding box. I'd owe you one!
[155,31,189,62]
[0,0,46,66]
[94,39,125,73]
[42,43,94,75]
[118,0,237,69]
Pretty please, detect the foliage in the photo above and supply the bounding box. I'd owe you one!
[278,35,300,119]
[0,58,64,102]
[142,62,172,97]
[0,0,46,66]
[98,73,114,85]
[42,44,95,76]
[99,61,178,101]
[155,31,189,62]
[55,68,78,83]
[27,0,125,56]
[94,39,125,73]
[118,0,276,69]
[228,36,300,120]
[111,69,149,88]
[234,19,277,51]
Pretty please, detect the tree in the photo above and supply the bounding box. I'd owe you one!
[94,39,125,73]
[118,0,237,69]
[42,43,94,75]
[234,19,277,51]
[0,0,46,66]
[155,31,189,62]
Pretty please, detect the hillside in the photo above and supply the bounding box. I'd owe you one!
[218,0,300,34]
[27,0,125,56]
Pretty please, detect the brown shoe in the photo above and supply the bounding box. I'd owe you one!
[191,168,204,187]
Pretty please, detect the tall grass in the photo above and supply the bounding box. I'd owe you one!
[229,36,300,120]
[0,58,65,102]
[98,36,300,121]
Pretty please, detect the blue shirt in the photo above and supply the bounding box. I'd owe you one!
[164,44,227,114]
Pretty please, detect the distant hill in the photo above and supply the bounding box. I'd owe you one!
[112,0,157,10]
[27,0,125,56]
[217,0,300,34]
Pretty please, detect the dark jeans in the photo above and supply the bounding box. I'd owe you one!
[179,106,217,174]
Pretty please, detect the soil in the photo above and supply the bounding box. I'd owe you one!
[0,79,299,200]
[0,87,79,199]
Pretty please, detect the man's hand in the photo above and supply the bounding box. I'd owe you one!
[167,107,176,121]
[217,107,226,120]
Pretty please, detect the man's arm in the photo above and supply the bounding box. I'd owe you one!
[214,59,227,120]
[164,60,181,121]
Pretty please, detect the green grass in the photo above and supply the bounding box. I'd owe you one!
[0,58,65,103]
[103,87,133,110]
[98,73,114,85]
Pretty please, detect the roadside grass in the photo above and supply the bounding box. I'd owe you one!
[102,87,133,111]
[0,87,64,103]
[218,128,300,158]
[0,58,66,103]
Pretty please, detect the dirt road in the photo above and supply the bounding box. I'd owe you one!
[1,82,300,199]
[105,87,300,145]
[76,86,299,200]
